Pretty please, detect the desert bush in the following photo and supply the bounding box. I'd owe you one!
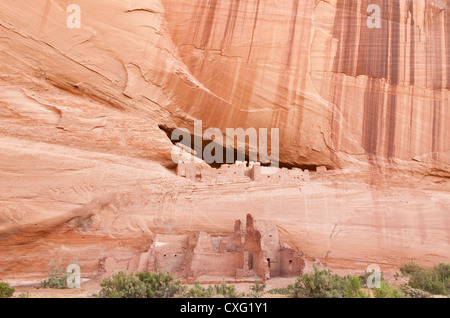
[136,271,186,298]
[0,282,15,298]
[409,271,446,295]
[184,282,214,298]
[184,279,244,298]
[401,262,449,295]
[433,263,450,291]
[289,267,345,298]
[40,259,69,289]
[408,269,447,295]
[373,281,407,298]
[99,271,186,298]
[98,272,147,298]
[400,261,424,276]
[245,280,267,298]
[265,287,293,295]
[250,280,266,294]
[212,279,241,298]
[289,266,371,298]
[345,275,369,298]
[40,258,83,289]
[184,280,242,298]
[290,266,360,298]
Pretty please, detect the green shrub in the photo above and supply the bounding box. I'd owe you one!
[289,266,372,298]
[408,269,447,295]
[99,271,186,298]
[40,259,69,289]
[183,279,243,298]
[136,271,186,298]
[401,262,449,295]
[245,280,267,298]
[184,282,214,298]
[345,275,369,298]
[250,280,266,294]
[400,261,424,276]
[433,263,450,290]
[290,266,349,298]
[184,280,242,298]
[0,282,15,298]
[98,272,147,298]
[212,279,241,298]
[373,281,407,298]
[265,287,293,295]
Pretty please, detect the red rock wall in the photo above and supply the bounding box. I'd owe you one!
[0,0,448,283]
[161,0,449,169]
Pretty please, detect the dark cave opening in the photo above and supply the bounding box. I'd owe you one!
[159,124,322,171]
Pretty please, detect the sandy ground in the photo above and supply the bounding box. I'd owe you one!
[12,280,101,298]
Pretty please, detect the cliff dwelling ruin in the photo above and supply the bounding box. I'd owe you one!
[176,160,313,183]
[100,214,305,281]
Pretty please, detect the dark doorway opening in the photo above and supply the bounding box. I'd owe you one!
[248,253,254,270]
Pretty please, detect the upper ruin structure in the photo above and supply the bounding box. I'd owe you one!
[176,161,311,183]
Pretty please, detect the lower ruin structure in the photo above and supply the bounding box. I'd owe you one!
[100,214,305,281]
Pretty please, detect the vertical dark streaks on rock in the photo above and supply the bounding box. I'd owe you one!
[331,0,344,73]
[355,0,390,80]
[330,85,341,152]
[221,0,241,49]
[408,94,414,156]
[431,7,443,90]
[200,0,218,49]
[408,0,415,85]
[192,0,207,45]
[286,0,299,69]
[446,0,450,89]
[362,80,380,157]
[344,0,358,75]
[358,0,388,158]
[389,0,400,85]
[247,0,260,63]
[407,1,415,153]
[381,0,390,79]
[273,0,302,110]
[386,94,397,159]
[386,0,400,159]
[160,0,448,167]
[331,0,449,161]
[432,99,442,161]
[332,0,359,75]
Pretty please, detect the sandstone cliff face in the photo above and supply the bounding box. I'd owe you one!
[0,0,448,283]
[161,0,450,170]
